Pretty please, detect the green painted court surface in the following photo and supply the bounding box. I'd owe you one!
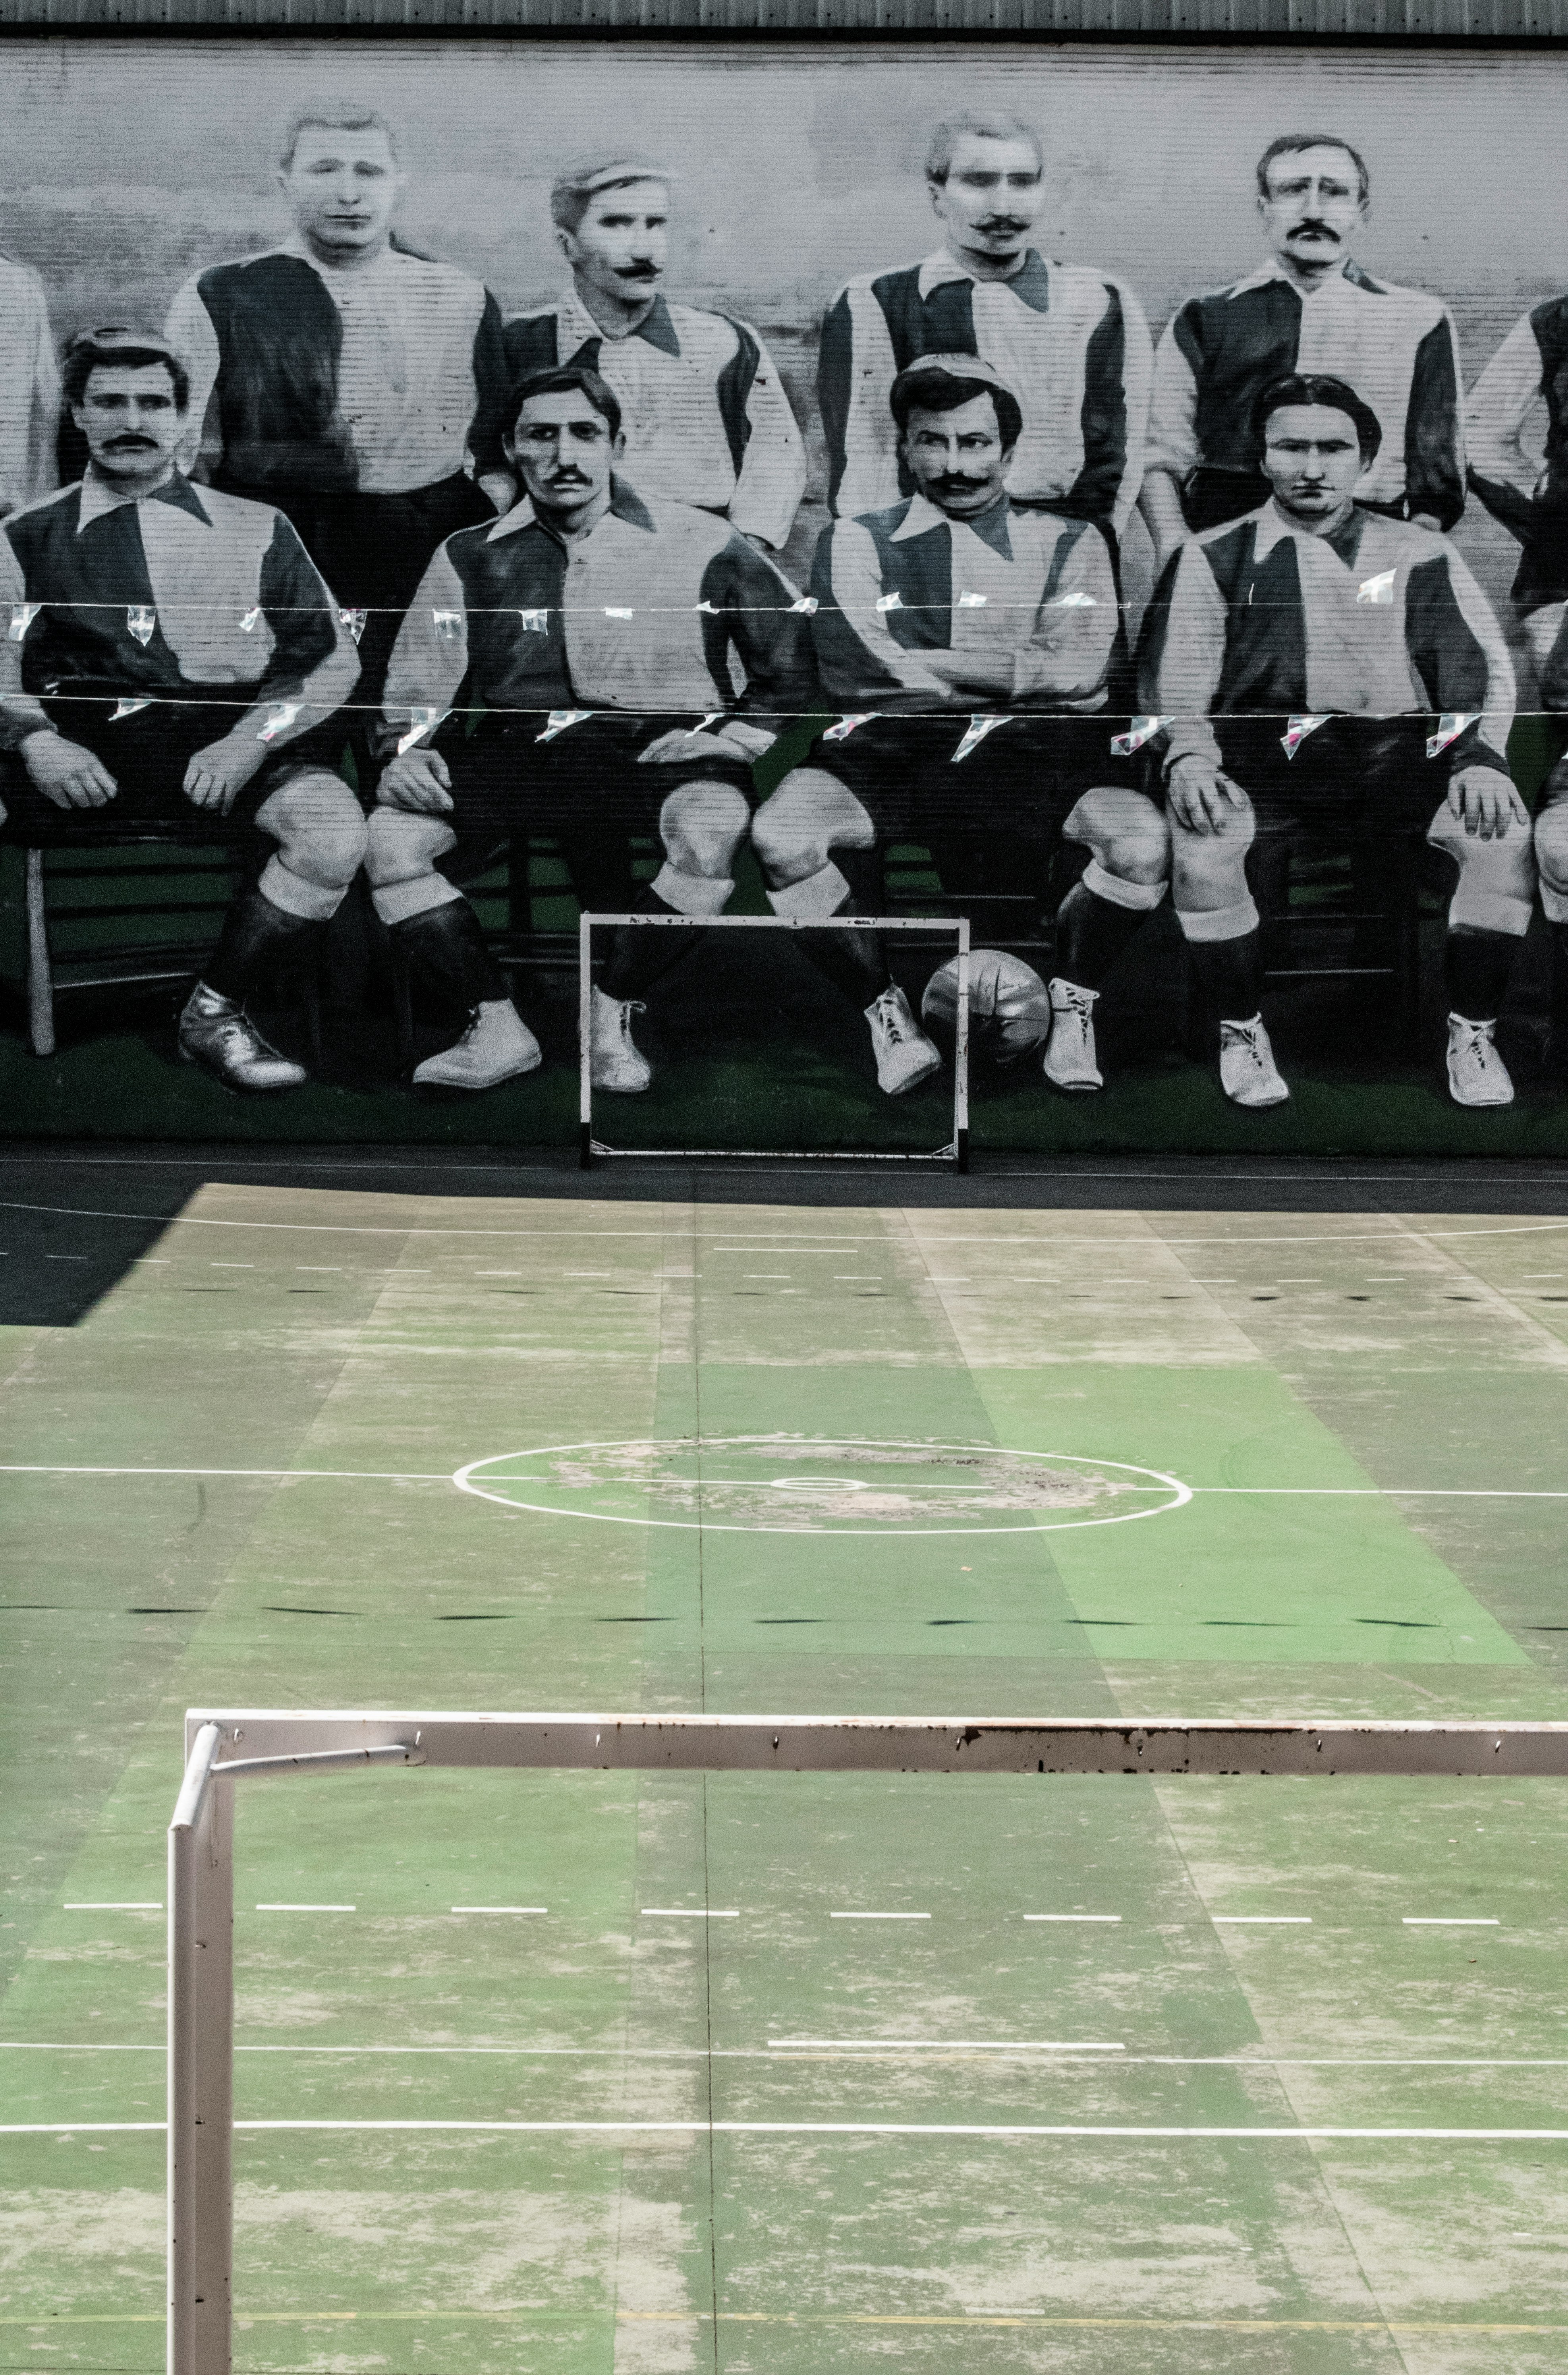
[4,1170,1568,2372]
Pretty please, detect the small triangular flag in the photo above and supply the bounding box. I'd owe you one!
[536,709,592,743]
[822,714,877,742]
[1427,712,1481,758]
[1280,714,1332,759]
[397,706,447,757]
[952,715,1008,763]
[257,702,301,743]
[8,603,41,642]
[1110,716,1172,756]
[127,606,156,646]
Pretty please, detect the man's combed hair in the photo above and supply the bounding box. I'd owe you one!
[510,363,624,445]
[1255,131,1370,206]
[63,332,189,413]
[279,101,398,172]
[1253,371,1383,463]
[549,172,664,236]
[925,110,1042,186]
[890,363,1023,453]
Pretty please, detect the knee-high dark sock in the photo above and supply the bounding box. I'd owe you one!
[1054,879,1150,990]
[1186,929,1265,1024]
[392,899,508,1023]
[602,891,707,1003]
[1444,924,1517,1022]
[202,889,314,1003]
[785,845,893,1011]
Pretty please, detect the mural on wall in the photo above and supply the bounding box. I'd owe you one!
[2,39,1566,1149]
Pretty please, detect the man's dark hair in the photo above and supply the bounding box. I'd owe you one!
[890,363,1023,453]
[63,330,189,413]
[1255,131,1369,206]
[508,363,623,445]
[1253,371,1382,464]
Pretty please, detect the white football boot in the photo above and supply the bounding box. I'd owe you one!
[413,999,542,1090]
[591,987,653,1093]
[1042,978,1103,1092]
[178,984,307,1092]
[1446,1013,1515,1107]
[1218,1014,1290,1109]
[865,985,943,1096]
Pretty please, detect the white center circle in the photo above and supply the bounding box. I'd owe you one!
[453,1437,1192,1537]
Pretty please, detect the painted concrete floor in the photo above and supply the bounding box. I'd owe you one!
[3,1167,1568,2372]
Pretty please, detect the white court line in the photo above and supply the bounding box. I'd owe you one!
[61,1903,160,1911]
[1404,1917,1500,1926]
[767,2039,1124,2052]
[0,1467,449,1480]
[9,2119,1568,2140]
[255,1903,355,1913]
[1023,1914,1121,1923]
[6,1195,1568,1247]
[451,1906,547,1915]
[641,1908,739,1919]
[830,1911,930,1921]
[1213,1916,1313,1925]
[9,2043,1568,2067]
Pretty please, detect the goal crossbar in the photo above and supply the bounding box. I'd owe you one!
[577,911,970,1169]
[167,1708,1568,2375]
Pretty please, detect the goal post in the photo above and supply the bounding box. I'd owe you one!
[576,911,971,1169]
[166,1708,1568,2375]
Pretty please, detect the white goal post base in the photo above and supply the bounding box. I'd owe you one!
[168,1708,1568,2375]
[577,911,970,1170]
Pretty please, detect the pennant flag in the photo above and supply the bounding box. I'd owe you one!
[111,696,154,722]
[1427,712,1481,758]
[518,608,549,634]
[239,606,261,633]
[822,713,877,742]
[536,709,592,743]
[396,706,447,757]
[432,607,462,640]
[1357,569,1396,606]
[693,599,721,615]
[127,606,156,646]
[957,590,987,609]
[1054,589,1099,608]
[789,595,819,616]
[874,591,903,613]
[1280,713,1332,760]
[1110,715,1172,756]
[694,713,724,733]
[257,702,301,743]
[603,606,634,620]
[952,715,1008,762]
[8,603,40,642]
[338,607,367,644]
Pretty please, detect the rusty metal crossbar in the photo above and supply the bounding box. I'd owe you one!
[167,1708,1568,2375]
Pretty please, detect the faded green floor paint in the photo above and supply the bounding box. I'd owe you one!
[4,1188,1568,2373]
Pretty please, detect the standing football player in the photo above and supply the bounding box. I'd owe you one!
[1141,134,1464,573]
[819,112,1151,550]
[502,158,806,557]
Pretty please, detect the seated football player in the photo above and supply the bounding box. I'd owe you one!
[749,354,1169,1096]
[0,328,363,1090]
[367,364,813,1090]
[1143,371,1531,1110]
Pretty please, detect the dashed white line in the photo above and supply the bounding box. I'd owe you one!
[1023,1914,1121,1923]
[1213,1916,1313,1925]
[451,1906,548,1915]
[767,2039,1125,2052]
[255,1903,356,1913]
[641,1908,739,1919]
[1404,1917,1500,1927]
[62,1902,160,1911]
[830,1911,930,1921]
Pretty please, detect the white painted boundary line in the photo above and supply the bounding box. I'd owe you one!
[767,2039,1125,2052]
[12,2118,1568,2140]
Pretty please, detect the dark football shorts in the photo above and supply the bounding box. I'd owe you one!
[0,694,327,848]
[403,711,760,889]
[801,711,1132,842]
[1197,715,1463,848]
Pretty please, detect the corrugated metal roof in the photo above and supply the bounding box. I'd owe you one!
[0,0,1562,33]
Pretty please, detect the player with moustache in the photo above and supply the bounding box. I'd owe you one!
[1142,373,1529,1111]
[502,158,806,558]
[0,329,363,1091]
[366,365,814,1093]
[750,355,1170,1098]
[1141,134,1465,574]
[819,112,1152,555]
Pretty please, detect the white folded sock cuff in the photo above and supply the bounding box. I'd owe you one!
[767,860,850,919]
[1081,859,1167,913]
[258,854,344,924]
[1447,883,1535,937]
[370,873,465,927]
[1177,894,1259,944]
[651,862,734,918]
[1537,877,1568,924]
